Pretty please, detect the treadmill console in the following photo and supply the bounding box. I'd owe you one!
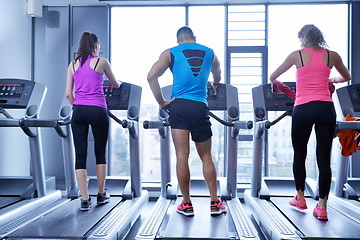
[103,81,142,120]
[0,79,35,109]
[252,82,296,112]
[337,84,360,117]
[103,81,130,110]
[207,83,227,110]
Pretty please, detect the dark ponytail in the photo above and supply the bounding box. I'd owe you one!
[75,32,99,66]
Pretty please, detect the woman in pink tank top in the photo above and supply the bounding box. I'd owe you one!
[270,24,351,220]
[65,32,122,211]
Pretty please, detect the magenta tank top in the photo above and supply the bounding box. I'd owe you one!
[72,56,107,109]
[295,48,332,106]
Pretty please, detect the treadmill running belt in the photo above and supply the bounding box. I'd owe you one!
[0,197,22,209]
[272,196,360,239]
[8,197,122,239]
[163,197,235,239]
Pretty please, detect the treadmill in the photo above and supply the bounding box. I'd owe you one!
[334,83,360,201]
[136,83,259,240]
[244,83,360,240]
[0,79,62,230]
[328,84,360,215]
[0,94,80,238]
[4,81,149,240]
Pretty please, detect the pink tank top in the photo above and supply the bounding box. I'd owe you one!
[72,56,107,109]
[295,48,332,106]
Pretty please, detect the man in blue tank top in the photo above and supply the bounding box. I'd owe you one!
[147,26,226,216]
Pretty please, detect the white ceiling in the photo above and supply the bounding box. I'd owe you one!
[41,0,354,7]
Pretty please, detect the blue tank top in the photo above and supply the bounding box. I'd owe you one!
[169,42,214,104]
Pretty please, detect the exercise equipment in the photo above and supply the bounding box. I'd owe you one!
[136,83,258,240]
[3,81,148,240]
[245,82,360,240]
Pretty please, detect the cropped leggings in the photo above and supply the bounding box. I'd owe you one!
[71,105,109,169]
[291,101,336,199]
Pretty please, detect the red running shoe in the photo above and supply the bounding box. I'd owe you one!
[177,201,194,216]
[210,198,227,215]
[288,195,308,210]
[313,204,328,220]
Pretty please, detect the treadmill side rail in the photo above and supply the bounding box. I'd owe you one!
[88,190,149,240]
[0,196,69,238]
[0,190,61,229]
[135,196,172,240]
[244,190,301,240]
[227,197,259,240]
[328,195,360,225]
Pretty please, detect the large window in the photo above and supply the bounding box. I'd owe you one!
[187,6,226,177]
[110,6,226,181]
[227,5,266,182]
[188,5,225,78]
[268,4,348,83]
[109,3,350,184]
[267,4,349,178]
[110,7,185,180]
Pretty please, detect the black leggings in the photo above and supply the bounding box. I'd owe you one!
[71,105,109,169]
[291,101,336,199]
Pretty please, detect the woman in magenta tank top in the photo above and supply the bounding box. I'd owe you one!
[270,25,351,220]
[65,32,121,210]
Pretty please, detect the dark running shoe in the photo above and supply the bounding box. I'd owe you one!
[177,201,194,216]
[210,198,227,215]
[97,192,110,205]
[80,197,92,211]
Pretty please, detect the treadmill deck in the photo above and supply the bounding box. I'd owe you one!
[272,196,360,239]
[160,197,238,239]
[0,197,22,209]
[7,197,122,239]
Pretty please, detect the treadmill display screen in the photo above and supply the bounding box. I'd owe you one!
[207,84,227,110]
[0,84,25,98]
[264,83,295,111]
[103,82,131,110]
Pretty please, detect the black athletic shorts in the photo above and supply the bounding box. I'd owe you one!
[168,98,212,142]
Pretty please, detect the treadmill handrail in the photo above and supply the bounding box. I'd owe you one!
[142,111,253,129]
[208,111,234,127]
[0,117,71,138]
[0,118,20,127]
[270,109,293,126]
[108,110,138,139]
[143,120,169,129]
[108,110,129,128]
[0,107,14,119]
[0,118,38,137]
[255,109,292,132]
[336,120,360,130]
[21,118,71,138]
[19,118,69,128]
